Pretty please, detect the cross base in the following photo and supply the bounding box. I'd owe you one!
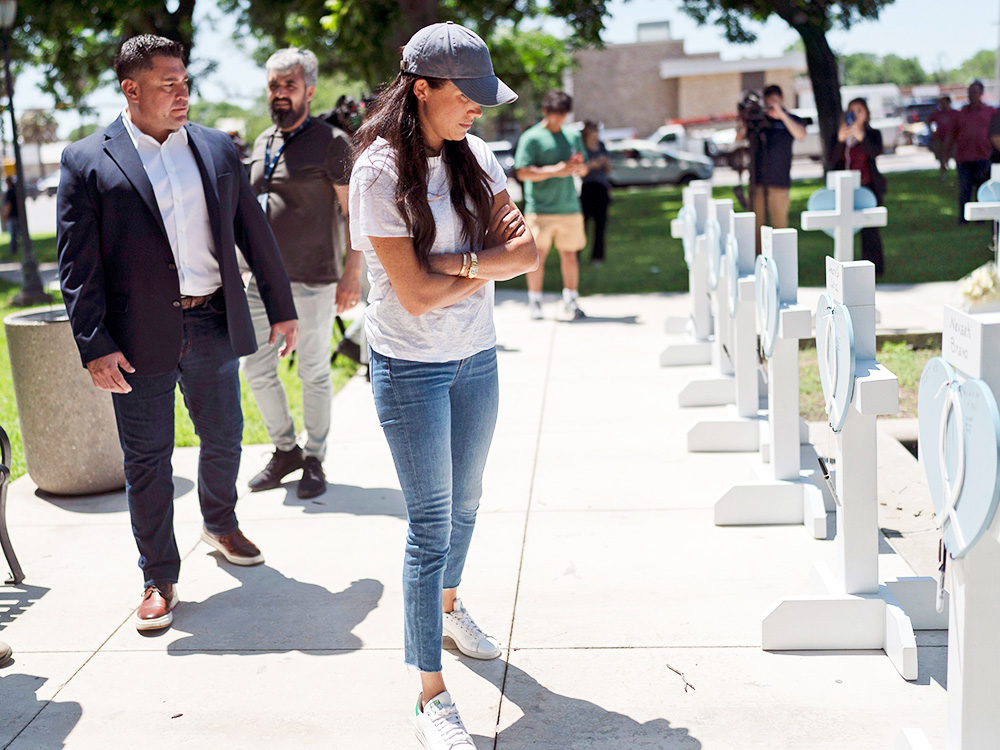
[758,418,811,464]
[714,474,828,539]
[687,409,762,452]
[895,729,934,750]
[660,336,713,367]
[678,374,735,407]
[761,561,941,682]
[664,315,691,335]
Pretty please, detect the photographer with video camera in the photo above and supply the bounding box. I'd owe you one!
[736,84,806,250]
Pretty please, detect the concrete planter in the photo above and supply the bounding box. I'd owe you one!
[4,305,125,495]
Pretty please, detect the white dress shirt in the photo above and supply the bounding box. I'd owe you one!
[121,108,221,296]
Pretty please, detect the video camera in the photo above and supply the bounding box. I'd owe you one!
[738,90,768,129]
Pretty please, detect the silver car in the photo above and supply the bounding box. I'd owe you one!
[606,139,714,187]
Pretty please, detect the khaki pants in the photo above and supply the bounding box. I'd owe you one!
[527,213,587,253]
[752,186,790,250]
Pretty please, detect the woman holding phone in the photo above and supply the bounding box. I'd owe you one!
[349,21,537,750]
[831,97,887,275]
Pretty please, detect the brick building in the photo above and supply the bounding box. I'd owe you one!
[571,36,806,137]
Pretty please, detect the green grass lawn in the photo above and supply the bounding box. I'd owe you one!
[799,341,940,423]
[498,169,995,294]
[0,232,57,263]
[0,168,973,480]
[0,279,357,481]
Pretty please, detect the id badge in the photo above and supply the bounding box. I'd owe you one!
[257,192,269,212]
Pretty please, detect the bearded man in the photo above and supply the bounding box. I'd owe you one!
[244,48,362,499]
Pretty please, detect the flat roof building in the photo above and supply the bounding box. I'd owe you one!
[571,29,806,138]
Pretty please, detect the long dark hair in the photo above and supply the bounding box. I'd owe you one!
[355,73,494,269]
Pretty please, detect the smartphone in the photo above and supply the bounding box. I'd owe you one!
[846,111,855,126]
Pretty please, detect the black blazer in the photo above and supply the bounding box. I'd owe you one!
[57,117,297,376]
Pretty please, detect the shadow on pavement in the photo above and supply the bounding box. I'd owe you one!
[470,659,702,749]
[0,672,82,749]
[165,560,383,657]
[281,483,406,518]
[33,475,195,513]
[0,583,49,628]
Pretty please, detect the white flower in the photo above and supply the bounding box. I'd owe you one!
[960,261,1000,307]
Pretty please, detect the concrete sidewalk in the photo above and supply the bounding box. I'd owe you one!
[0,290,946,748]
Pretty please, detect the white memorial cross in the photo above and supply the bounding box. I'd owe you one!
[662,181,714,366]
[713,227,828,537]
[687,211,763,452]
[899,308,1000,749]
[801,170,888,262]
[963,163,1000,270]
[676,198,738,406]
[761,258,943,682]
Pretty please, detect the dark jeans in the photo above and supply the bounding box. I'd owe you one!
[958,159,991,223]
[7,217,18,255]
[861,184,885,276]
[581,181,610,262]
[112,300,243,586]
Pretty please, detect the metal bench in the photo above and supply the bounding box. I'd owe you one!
[0,425,24,585]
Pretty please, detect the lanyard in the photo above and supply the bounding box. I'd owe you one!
[261,117,311,193]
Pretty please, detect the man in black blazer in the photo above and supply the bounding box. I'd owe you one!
[57,35,299,632]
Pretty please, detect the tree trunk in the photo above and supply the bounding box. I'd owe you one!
[391,0,441,60]
[793,21,841,171]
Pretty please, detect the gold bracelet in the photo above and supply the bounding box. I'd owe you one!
[460,253,469,277]
[468,251,478,279]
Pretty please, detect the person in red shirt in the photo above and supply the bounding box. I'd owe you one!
[928,95,957,179]
[946,80,996,224]
[830,98,887,275]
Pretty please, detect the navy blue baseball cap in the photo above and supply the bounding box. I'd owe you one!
[401,21,517,107]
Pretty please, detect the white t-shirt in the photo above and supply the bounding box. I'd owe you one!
[350,134,508,363]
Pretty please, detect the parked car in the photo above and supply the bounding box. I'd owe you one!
[486,139,516,177]
[605,139,714,186]
[897,101,938,147]
[34,172,60,197]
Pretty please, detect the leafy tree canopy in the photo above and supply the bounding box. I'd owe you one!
[679,0,896,167]
[220,0,607,91]
[12,0,606,129]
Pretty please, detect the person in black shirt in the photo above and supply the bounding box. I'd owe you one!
[580,121,612,265]
[738,84,806,248]
[3,176,19,257]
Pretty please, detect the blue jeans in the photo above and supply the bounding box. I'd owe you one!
[958,159,991,223]
[112,300,243,587]
[370,347,499,673]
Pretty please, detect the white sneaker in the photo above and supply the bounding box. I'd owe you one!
[442,598,502,660]
[414,691,477,749]
[528,299,543,320]
[563,299,586,321]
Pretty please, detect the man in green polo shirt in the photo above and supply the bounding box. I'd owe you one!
[514,90,589,320]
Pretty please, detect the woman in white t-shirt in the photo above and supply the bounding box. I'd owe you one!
[349,22,537,749]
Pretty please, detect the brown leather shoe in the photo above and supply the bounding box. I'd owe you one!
[135,583,178,632]
[201,527,265,566]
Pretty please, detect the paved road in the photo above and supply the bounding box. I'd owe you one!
[1,289,947,748]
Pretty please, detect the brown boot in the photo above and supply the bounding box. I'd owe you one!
[248,446,303,492]
[135,583,178,632]
[201,527,265,566]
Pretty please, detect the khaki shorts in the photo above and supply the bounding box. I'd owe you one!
[527,213,587,253]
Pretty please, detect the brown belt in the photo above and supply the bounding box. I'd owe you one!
[180,288,221,310]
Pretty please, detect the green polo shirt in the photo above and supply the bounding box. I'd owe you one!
[514,121,584,215]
